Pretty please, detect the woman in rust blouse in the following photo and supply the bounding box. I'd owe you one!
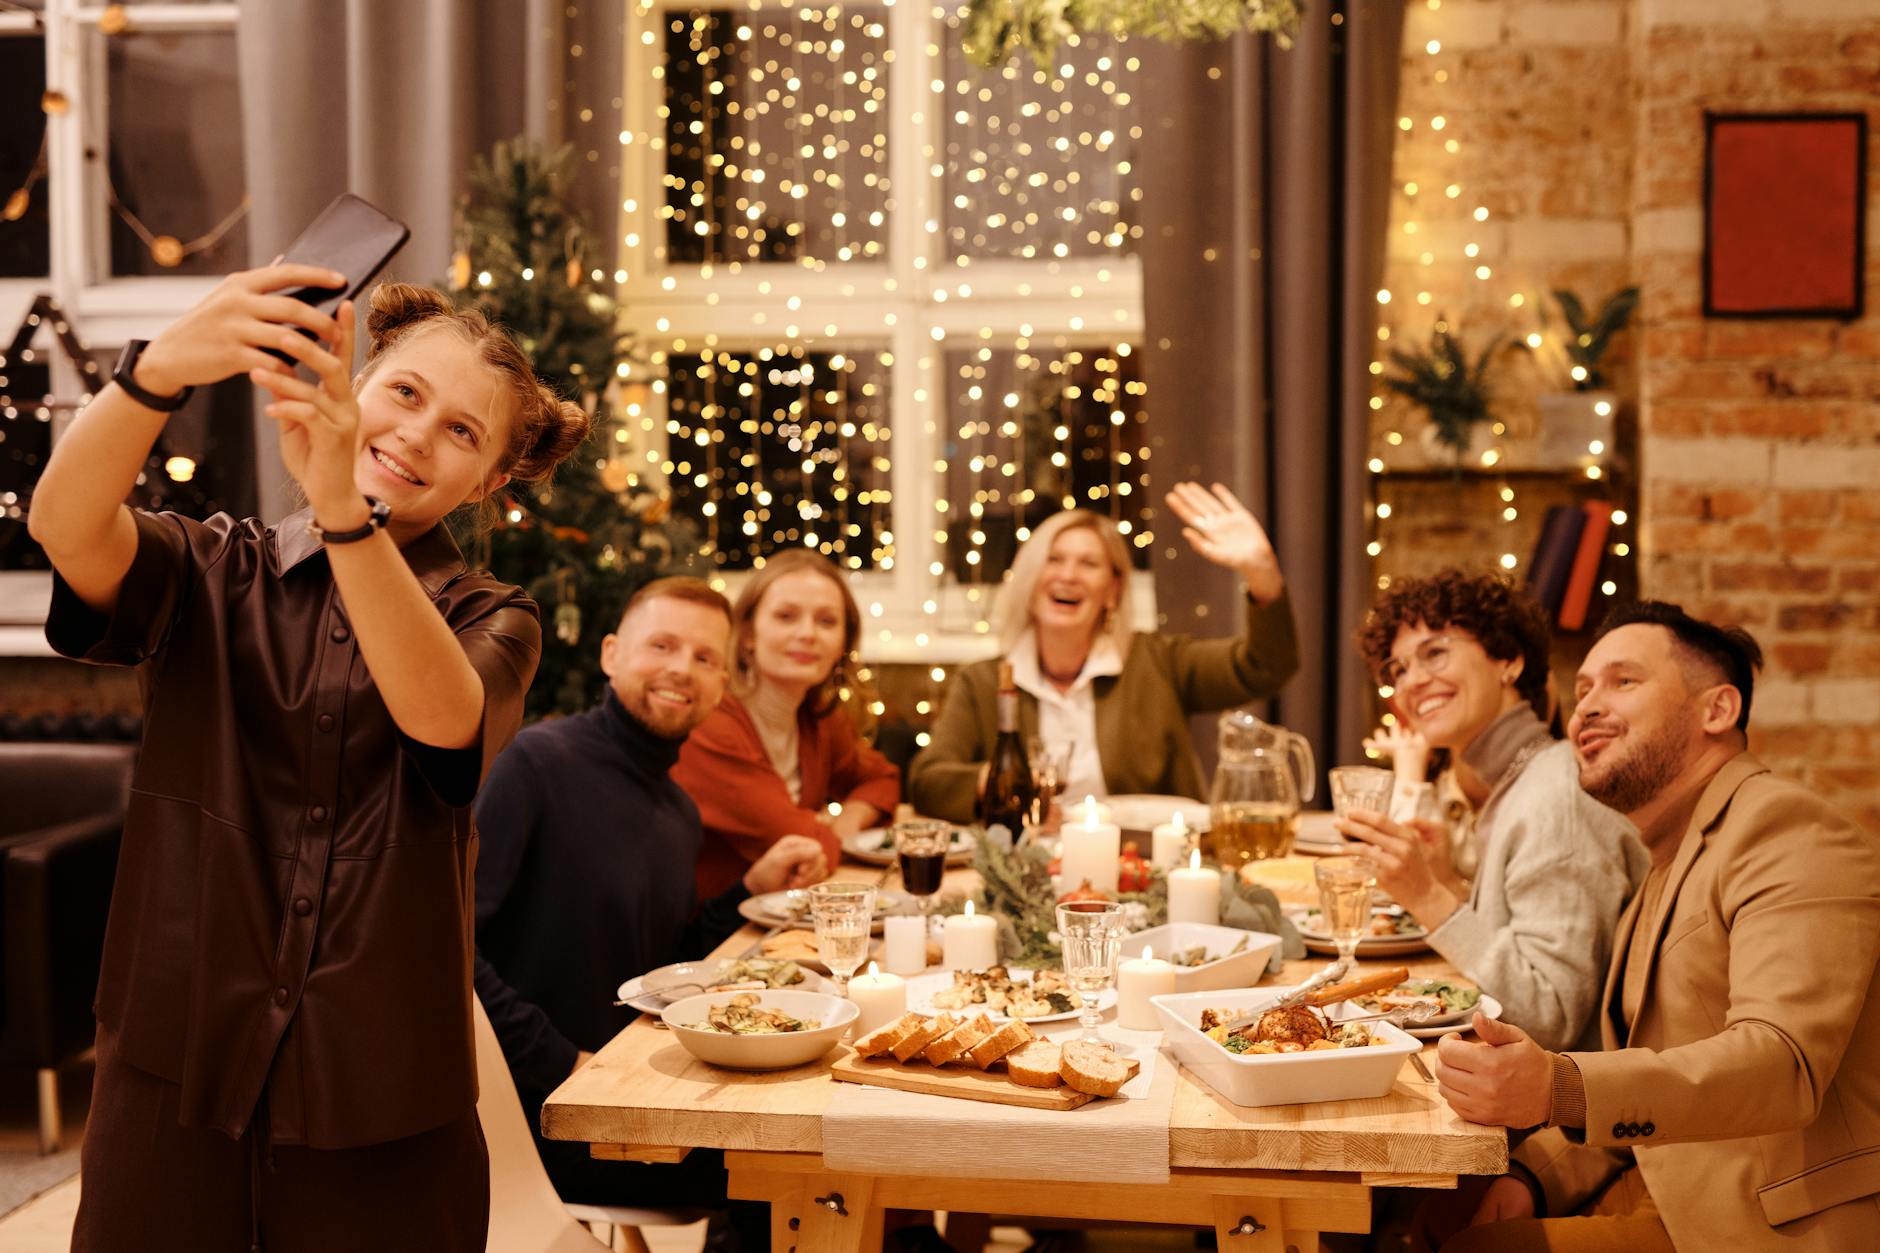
[29,272,588,1251]
[675,550,900,899]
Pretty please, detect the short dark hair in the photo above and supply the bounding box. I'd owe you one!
[1594,600,1763,731]
[619,576,732,628]
[1357,569,1553,723]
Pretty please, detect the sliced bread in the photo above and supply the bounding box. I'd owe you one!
[891,1013,958,1063]
[966,1018,1034,1069]
[1059,1041,1132,1098]
[851,1011,926,1059]
[924,1014,996,1066]
[1004,1041,1064,1088]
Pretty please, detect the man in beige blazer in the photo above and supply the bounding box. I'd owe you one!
[1432,601,1880,1251]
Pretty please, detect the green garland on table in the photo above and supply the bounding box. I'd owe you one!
[951,830,1305,969]
[962,0,1307,69]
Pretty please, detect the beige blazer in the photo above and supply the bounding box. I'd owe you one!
[1521,753,1880,1249]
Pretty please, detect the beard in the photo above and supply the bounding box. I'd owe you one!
[619,678,709,741]
[1579,716,1688,814]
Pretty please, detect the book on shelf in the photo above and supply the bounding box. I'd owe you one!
[1557,501,1616,631]
[1526,505,1587,615]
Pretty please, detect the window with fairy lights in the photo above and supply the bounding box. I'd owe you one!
[0,1,252,587]
[618,2,1151,646]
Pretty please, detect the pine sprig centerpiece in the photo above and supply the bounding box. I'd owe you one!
[449,139,690,717]
[963,0,1306,70]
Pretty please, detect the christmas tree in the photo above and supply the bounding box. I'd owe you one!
[448,139,689,717]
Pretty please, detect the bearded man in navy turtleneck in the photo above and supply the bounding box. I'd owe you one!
[472,576,825,1223]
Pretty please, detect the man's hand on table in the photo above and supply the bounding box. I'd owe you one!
[1434,1013,1553,1128]
[745,834,829,894]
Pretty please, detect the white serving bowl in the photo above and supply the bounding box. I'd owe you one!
[660,990,858,1072]
[1119,924,1280,993]
[1151,984,1421,1107]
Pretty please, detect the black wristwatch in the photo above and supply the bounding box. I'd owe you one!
[307,497,392,545]
[112,340,194,412]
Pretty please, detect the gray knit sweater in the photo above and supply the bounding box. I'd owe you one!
[1425,705,1648,1052]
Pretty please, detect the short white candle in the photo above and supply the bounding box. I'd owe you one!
[881,914,928,975]
[1064,793,1113,826]
[1168,849,1221,927]
[1116,944,1177,1030]
[942,900,1000,971]
[1151,810,1191,870]
[1059,808,1122,896]
[846,962,907,1038]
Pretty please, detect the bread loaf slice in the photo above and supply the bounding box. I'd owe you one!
[1003,1041,1064,1088]
[965,1018,1034,1069]
[1059,1041,1132,1098]
[891,1014,958,1063]
[851,1011,926,1059]
[924,1014,995,1066]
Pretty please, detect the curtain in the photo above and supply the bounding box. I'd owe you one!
[236,0,625,521]
[1141,0,1404,787]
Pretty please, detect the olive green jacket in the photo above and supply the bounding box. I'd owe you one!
[907,594,1300,821]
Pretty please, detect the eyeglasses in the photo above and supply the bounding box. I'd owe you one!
[1380,636,1456,688]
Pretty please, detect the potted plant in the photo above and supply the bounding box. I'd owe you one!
[1382,320,1504,466]
[1532,286,1637,467]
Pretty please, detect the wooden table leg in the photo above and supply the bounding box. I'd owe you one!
[770,1171,887,1252]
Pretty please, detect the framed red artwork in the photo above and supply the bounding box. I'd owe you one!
[1704,112,1867,320]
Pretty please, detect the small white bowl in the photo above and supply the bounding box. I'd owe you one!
[1152,984,1421,1107]
[660,990,858,1071]
[1119,924,1280,993]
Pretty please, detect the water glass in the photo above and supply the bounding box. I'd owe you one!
[1055,899,1124,1042]
[808,882,876,997]
[1314,856,1378,968]
[1027,736,1074,830]
[1329,765,1395,820]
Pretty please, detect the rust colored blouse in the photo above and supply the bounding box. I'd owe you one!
[674,694,901,901]
[46,508,538,1149]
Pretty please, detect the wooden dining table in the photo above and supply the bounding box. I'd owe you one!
[542,854,1507,1251]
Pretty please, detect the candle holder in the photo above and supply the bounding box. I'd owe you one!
[1055,899,1124,1043]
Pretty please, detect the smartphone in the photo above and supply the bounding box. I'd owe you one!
[265,192,411,363]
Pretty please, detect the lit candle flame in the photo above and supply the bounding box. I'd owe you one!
[1189,848,1202,871]
[865,960,879,977]
[964,900,975,917]
[1172,810,1187,834]
[1142,944,1153,962]
[1083,794,1099,828]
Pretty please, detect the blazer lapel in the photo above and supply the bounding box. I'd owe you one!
[1600,887,1647,1048]
[1622,753,1768,1037]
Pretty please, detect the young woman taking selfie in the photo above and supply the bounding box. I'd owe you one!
[29,267,589,1250]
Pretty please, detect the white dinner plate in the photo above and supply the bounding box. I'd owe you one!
[839,826,977,867]
[615,959,832,1015]
[1291,905,1433,957]
[903,967,1118,1025]
[1403,993,1503,1040]
[737,888,908,932]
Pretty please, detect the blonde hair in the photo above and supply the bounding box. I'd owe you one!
[730,549,878,735]
[993,509,1135,655]
[358,282,592,520]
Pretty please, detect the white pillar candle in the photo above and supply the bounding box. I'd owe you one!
[1064,794,1113,826]
[942,900,1000,971]
[846,962,907,1039]
[1116,944,1177,1030]
[1059,809,1122,897]
[881,914,928,975]
[1168,849,1222,927]
[1150,810,1191,870]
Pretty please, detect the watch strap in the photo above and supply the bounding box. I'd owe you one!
[112,340,194,412]
[308,496,392,545]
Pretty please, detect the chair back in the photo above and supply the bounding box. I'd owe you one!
[473,996,606,1253]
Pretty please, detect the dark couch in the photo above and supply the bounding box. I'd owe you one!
[0,741,134,1153]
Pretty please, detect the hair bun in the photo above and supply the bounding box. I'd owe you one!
[365,282,458,357]
[508,392,594,484]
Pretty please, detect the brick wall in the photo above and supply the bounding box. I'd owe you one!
[1376,0,1880,829]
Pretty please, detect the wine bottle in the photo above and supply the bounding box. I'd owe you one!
[979,661,1036,847]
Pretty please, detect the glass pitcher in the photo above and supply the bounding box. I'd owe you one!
[1217,709,1316,804]
[1208,748,1301,866]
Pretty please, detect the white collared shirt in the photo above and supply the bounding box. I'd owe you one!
[1008,628,1124,800]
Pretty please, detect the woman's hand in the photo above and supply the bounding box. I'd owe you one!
[1362,723,1431,781]
[135,262,345,397]
[745,835,830,893]
[1163,481,1284,603]
[252,301,366,527]
[1334,808,1460,929]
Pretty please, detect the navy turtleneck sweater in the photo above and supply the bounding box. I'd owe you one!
[473,689,749,1105]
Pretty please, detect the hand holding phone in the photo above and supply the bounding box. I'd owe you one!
[263,193,410,363]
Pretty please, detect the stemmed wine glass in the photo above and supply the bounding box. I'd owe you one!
[892,819,951,920]
[1055,899,1124,1043]
[1314,855,1378,971]
[808,881,876,998]
[1027,737,1074,831]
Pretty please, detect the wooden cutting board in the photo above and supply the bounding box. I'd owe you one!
[829,1047,1139,1111]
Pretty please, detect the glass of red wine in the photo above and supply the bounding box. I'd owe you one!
[892,819,952,916]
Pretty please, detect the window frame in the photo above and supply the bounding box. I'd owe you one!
[617,0,1151,663]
